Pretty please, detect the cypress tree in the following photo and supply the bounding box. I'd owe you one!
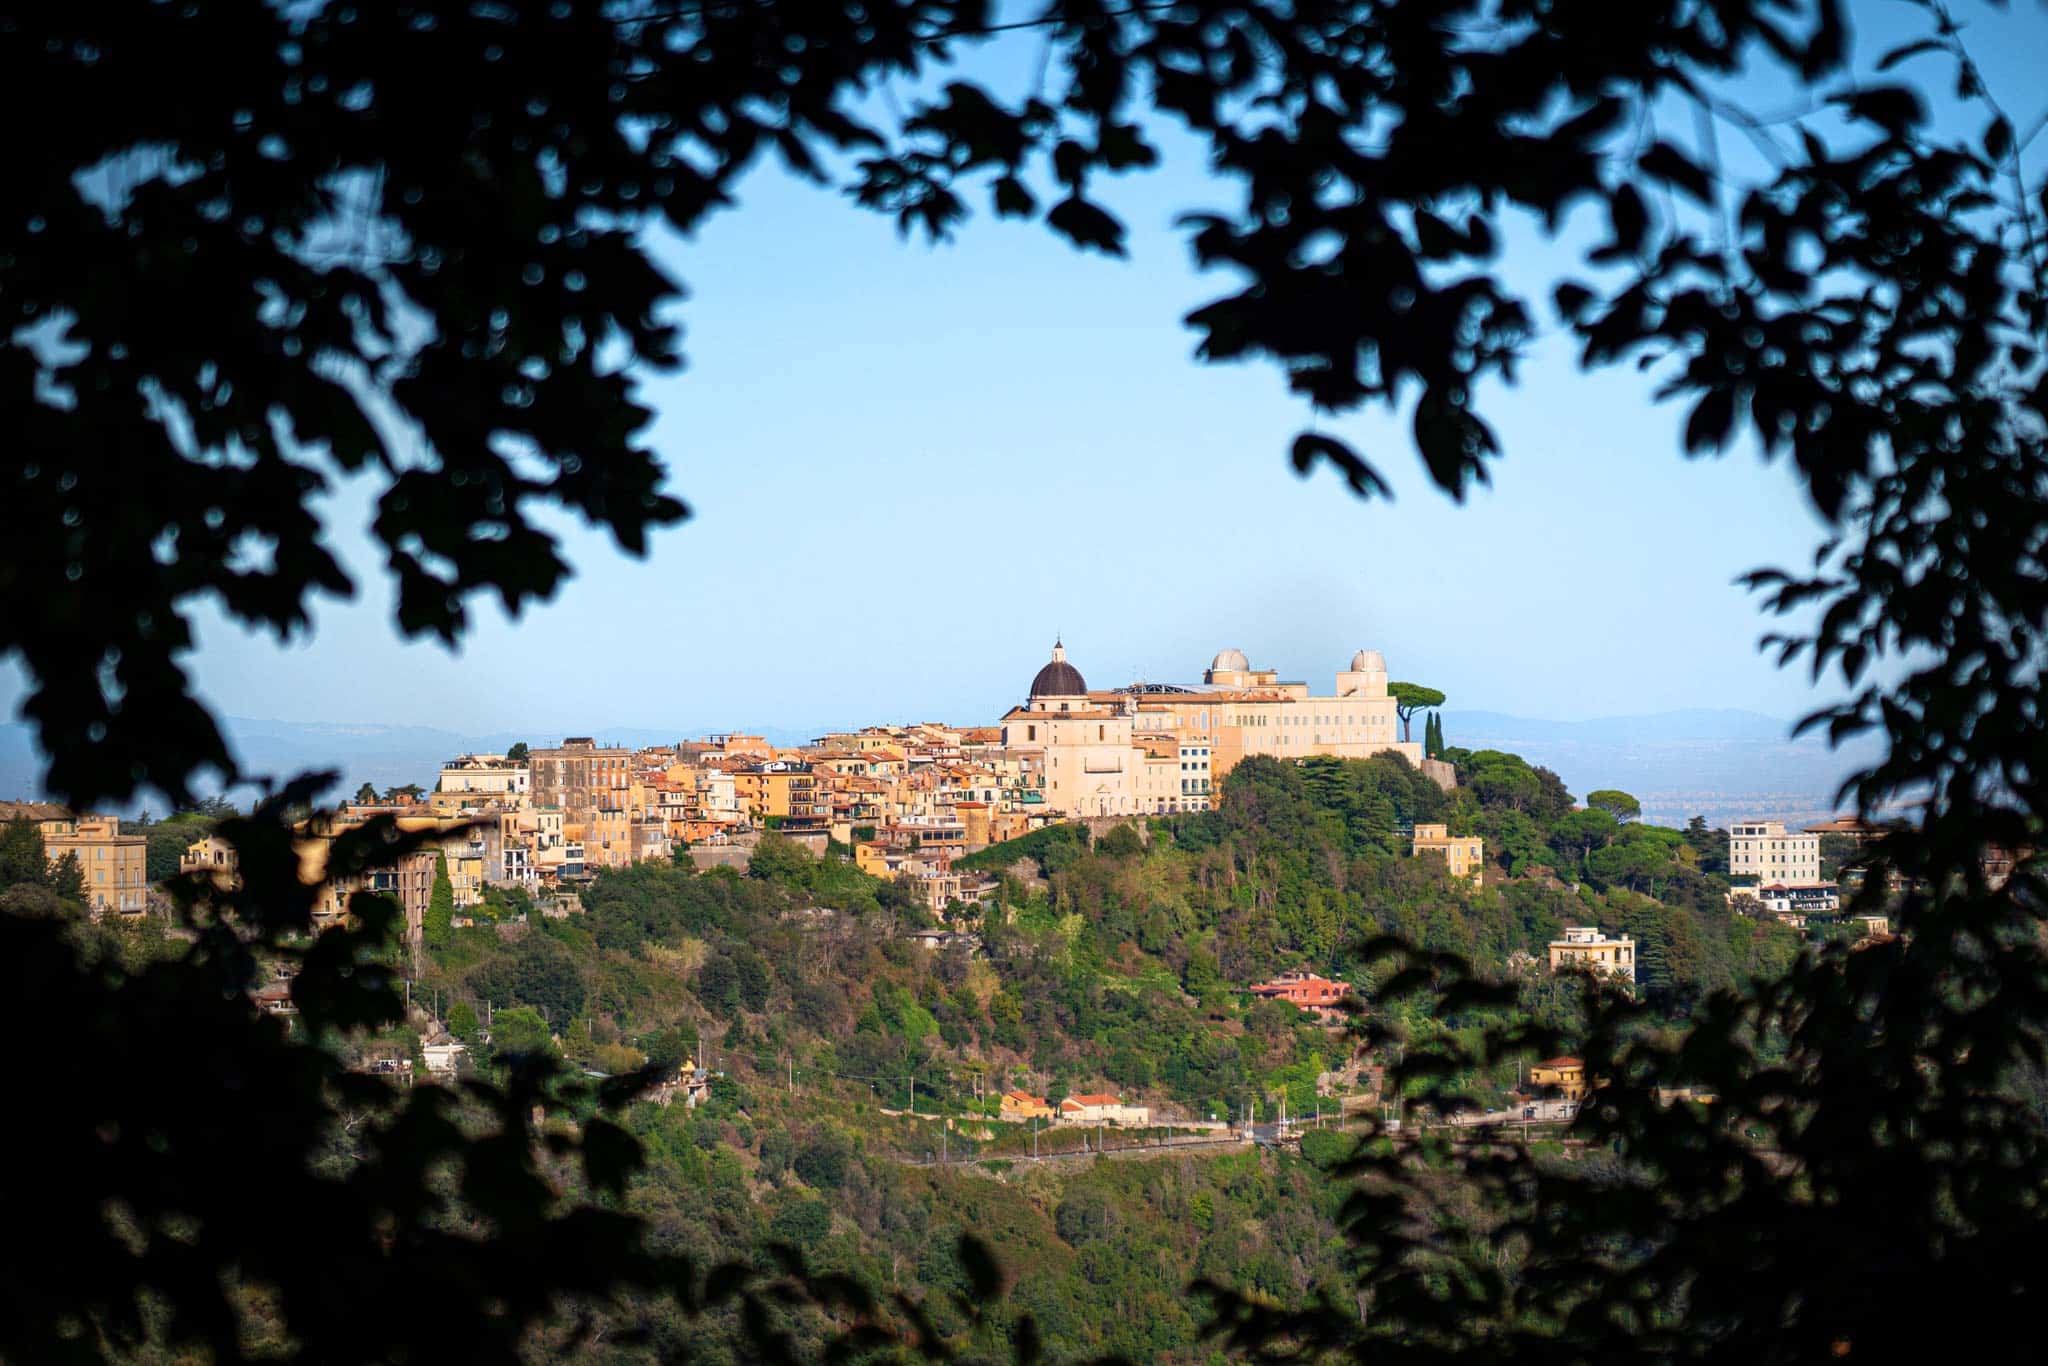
[426,853,456,952]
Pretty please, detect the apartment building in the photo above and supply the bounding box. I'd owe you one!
[1729,819,1821,884]
[432,753,530,813]
[41,813,149,917]
[529,738,633,867]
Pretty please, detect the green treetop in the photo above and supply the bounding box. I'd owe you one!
[1586,789,1643,823]
[1387,683,1447,743]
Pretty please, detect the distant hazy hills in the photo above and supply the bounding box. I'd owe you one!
[0,717,819,815]
[1447,708,1882,829]
[2,707,1880,830]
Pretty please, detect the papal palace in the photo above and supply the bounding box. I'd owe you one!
[999,642,1424,817]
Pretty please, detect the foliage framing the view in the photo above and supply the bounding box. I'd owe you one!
[5,0,2046,1361]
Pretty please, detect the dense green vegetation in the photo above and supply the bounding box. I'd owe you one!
[356,747,1799,1355]
[3,742,1807,1357]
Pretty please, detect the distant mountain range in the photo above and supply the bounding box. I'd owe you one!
[1446,708,1882,829]
[1,707,1881,831]
[0,717,822,815]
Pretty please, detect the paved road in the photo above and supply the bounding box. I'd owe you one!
[901,1133,1252,1169]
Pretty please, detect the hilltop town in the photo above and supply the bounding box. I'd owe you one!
[0,640,1946,1358]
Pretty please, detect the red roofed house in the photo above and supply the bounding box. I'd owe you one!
[1248,969,1353,1022]
[1056,1093,1151,1127]
[999,1090,1055,1121]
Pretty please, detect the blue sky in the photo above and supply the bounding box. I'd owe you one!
[14,3,2046,748]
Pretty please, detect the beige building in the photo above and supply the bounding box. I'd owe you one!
[42,814,149,917]
[1411,823,1485,883]
[1056,1092,1151,1127]
[1131,648,1420,786]
[997,641,1424,819]
[1548,926,1637,983]
[432,753,530,813]
[1730,819,1821,884]
[530,738,634,868]
[998,643,1142,817]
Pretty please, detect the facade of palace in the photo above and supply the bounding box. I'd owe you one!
[996,641,1424,817]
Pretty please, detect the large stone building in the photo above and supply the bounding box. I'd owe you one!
[997,641,1424,818]
[1729,819,1821,885]
[40,813,149,917]
[998,643,1144,817]
[529,738,635,868]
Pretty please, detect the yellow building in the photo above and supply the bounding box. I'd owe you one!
[854,842,892,878]
[1527,1056,1589,1101]
[999,1091,1055,1121]
[42,814,149,917]
[738,761,824,829]
[1548,927,1637,982]
[1411,823,1485,883]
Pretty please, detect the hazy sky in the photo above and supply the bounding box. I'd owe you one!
[14,4,2046,747]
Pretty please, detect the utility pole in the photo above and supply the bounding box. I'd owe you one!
[1032,1117,1038,1160]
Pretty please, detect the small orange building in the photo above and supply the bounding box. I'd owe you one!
[999,1090,1055,1121]
[1247,969,1353,1021]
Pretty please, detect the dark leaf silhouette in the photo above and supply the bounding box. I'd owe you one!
[5,0,2046,1360]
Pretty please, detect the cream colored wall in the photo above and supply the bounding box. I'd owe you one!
[1729,820,1822,883]
[1039,711,1138,816]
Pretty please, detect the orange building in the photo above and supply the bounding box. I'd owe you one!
[1248,969,1353,1021]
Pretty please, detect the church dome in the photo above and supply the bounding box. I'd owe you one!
[1210,647,1250,673]
[1349,649,1387,673]
[1029,641,1088,698]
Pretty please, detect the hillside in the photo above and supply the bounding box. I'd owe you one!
[386,747,1797,1353]
[8,743,1810,1356]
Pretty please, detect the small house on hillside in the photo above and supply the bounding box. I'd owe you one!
[1247,969,1353,1022]
[1056,1093,1150,1127]
[1527,1056,1588,1101]
[999,1090,1054,1121]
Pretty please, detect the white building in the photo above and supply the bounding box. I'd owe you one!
[434,753,531,812]
[1730,820,1821,885]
